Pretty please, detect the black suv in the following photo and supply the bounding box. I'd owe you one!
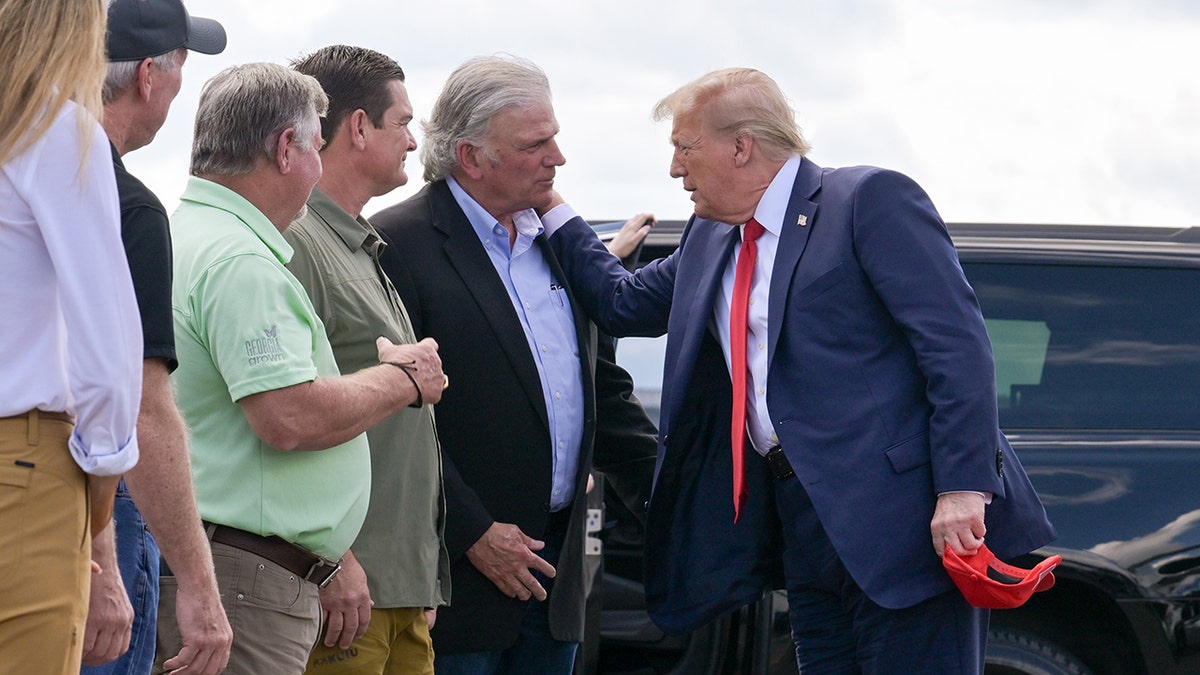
[590,221,1200,675]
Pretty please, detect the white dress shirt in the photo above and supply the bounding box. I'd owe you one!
[713,157,802,455]
[0,102,142,475]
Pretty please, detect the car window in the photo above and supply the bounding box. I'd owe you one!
[616,263,1200,432]
[967,262,1200,431]
[985,318,1051,413]
[615,335,666,427]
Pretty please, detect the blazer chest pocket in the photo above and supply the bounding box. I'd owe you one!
[790,262,847,309]
[884,432,931,474]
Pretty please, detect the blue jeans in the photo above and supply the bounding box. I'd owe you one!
[433,526,579,675]
[81,480,160,675]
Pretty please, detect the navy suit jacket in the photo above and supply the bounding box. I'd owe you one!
[549,157,1056,634]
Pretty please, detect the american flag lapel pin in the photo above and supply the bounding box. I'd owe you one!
[797,214,808,227]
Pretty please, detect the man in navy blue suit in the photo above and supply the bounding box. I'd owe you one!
[543,68,1055,673]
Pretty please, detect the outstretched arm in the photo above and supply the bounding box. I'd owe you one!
[541,203,675,337]
[239,338,444,452]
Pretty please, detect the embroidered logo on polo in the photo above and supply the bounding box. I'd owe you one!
[245,325,285,365]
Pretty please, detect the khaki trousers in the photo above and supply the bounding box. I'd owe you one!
[156,540,321,674]
[0,412,89,675]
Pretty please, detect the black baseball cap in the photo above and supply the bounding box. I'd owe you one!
[106,0,227,62]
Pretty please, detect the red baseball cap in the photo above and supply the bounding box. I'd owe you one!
[943,544,1061,609]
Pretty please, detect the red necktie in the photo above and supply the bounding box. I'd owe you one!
[730,218,764,523]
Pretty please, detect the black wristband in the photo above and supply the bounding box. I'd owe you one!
[382,361,423,408]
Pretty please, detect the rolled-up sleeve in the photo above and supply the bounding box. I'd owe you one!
[33,117,142,475]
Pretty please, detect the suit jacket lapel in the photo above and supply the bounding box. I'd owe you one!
[663,221,739,428]
[428,183,550,431]
[767,158,821,364]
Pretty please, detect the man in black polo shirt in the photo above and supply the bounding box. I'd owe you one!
[83,1,232,673]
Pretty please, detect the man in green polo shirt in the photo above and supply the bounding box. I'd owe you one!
[282,46,450,675]
[162,62,448,675]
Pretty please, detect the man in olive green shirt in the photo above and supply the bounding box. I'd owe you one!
[286,46,449,675]
[165,62,446,675]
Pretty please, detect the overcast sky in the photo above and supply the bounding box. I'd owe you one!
[125,0,1200,228]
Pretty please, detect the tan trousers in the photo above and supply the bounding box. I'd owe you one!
[0,412,89,675]
[156,540,321,674]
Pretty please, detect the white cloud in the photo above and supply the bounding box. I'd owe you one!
[128,0,1200,227]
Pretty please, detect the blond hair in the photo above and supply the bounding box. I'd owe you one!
[0,0,107,165]
[654,68,811,161]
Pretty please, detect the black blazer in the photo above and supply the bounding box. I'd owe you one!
[373,180,657,653]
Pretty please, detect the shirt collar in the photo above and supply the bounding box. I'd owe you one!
[750,155,803,237]
[304,187,378,254]
[446,175,544,251]
[180,176,295,264]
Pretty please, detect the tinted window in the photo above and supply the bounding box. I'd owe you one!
[616,262,1200,432]
[965,263,1200,430]
[617,335,666,427]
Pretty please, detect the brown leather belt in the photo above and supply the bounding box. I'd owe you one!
[0,410,74,424]
[203,522,341,588]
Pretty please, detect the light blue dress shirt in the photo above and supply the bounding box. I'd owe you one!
[447,177,585,512]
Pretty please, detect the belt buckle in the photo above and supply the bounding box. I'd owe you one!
[307,559,342,589]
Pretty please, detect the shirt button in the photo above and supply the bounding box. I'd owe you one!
[758,344,765,351]
[748,298,755,305]
[525,301,532,309]
[758,387,766,394]
[554,391,561,399]
[541,345,548,352]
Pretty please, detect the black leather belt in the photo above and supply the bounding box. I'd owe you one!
[765,445,795,480]
[203,522,341,588]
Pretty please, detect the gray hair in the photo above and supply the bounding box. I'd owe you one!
[190,62,328,177]
[102,48,184,105]
[420,54,551,182]
[653,68,811,161]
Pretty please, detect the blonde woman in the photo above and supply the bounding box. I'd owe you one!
[0,0,143,672]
